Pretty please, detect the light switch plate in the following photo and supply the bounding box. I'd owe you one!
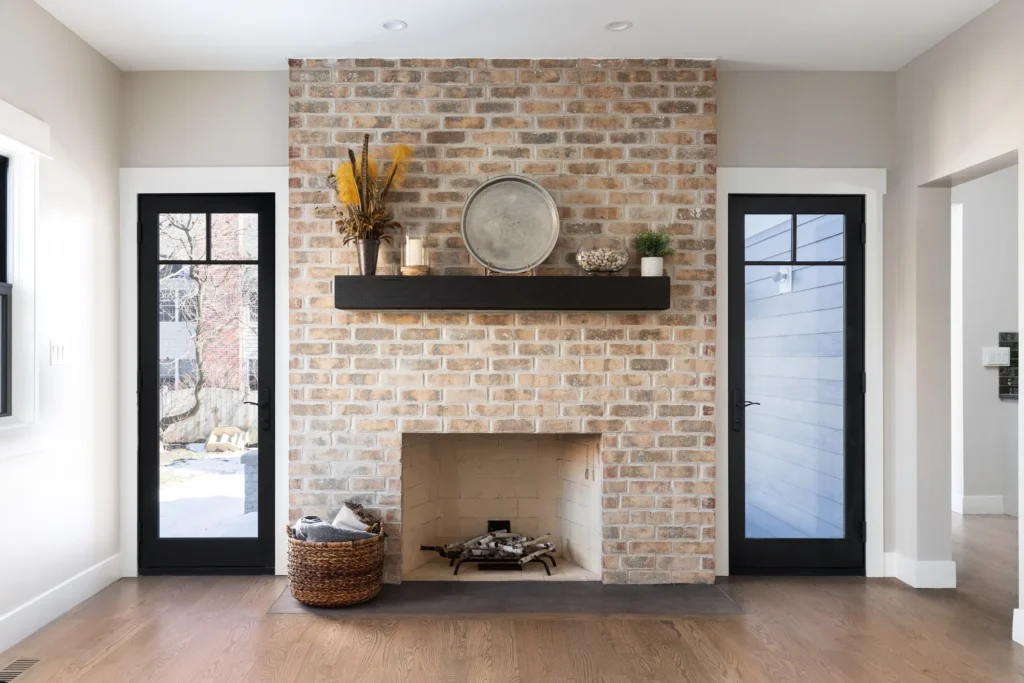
[982,346,1010,367]
[49,340,67,366]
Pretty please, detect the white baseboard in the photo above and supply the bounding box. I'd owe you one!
[0,555,120,654]
[959,495,1006,515]
[1014,609,1024,645]
[883,552,957,588]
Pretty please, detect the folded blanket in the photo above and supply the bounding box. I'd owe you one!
[293,516,375,543]
[332,506,369,532]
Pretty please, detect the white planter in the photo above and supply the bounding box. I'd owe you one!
[640,256,664,277]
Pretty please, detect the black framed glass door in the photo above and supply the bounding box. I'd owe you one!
[138,193,275,573]
[728,195,865,574]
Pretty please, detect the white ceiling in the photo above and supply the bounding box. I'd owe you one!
[34,0,999,72]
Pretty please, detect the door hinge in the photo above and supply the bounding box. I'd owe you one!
[861,221,867,245]
[860,520,867,543]
[137,219,143,245]
[137,370,142,399]
[861,371,867,395]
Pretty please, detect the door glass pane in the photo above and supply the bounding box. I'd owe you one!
[796,214,844,262]
[212,213,259,260]
[158,264,259,538]
[744,214,791,261]
[159,214,206,260]
[744,265,844,539]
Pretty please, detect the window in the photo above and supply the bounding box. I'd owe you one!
[0,98,47,433]
[158,290,176,322]
[159,358,197,390]
[158,284,198,323]
[1,155,11,417]
[247,357,258,392]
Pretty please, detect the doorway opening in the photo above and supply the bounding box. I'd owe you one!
[949,164,1019,609]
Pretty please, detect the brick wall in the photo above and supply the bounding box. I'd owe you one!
[287,58,718,584]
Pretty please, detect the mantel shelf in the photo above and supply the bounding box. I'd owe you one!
[334,275,671,311]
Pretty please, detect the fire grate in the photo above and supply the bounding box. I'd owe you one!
[421,528,557,576]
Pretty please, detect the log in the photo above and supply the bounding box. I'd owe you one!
[519,546,555,565]
[523,534,551,548]
[429,530,556,568]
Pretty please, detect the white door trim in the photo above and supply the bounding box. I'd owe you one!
[118,167,289,576]
[715,167,887,578]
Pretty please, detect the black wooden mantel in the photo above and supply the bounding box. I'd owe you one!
[334,275,671,311]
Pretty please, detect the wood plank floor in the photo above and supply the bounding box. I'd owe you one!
[4,514,1022,682]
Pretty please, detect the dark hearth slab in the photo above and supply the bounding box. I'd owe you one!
[268,581,743,617]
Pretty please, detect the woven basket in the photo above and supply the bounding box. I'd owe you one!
[286,525,385,607]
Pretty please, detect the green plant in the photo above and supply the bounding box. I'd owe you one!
[633,230,676,258]
[329,133,413,244]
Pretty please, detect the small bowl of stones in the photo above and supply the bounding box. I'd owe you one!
[576,236,629,275]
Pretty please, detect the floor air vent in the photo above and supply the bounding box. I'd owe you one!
[0,659,39,682]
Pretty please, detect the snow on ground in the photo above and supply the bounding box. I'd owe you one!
[159,451,258,538]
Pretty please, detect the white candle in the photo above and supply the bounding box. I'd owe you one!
[406,237,424,266]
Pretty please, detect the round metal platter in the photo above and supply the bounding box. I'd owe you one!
[461,175,560,273]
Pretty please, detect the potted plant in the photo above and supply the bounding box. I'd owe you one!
[633,230,675,277]
[330,134,413,275]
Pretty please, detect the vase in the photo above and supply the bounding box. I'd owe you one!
[641,256,664,277]
[356,239,380,276]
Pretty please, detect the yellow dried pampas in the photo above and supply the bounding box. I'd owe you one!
[328,134,415,245]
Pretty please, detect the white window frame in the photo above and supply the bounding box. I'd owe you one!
[0,98,48,437]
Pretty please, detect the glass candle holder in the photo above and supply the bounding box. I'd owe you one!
[576,236,628,275]
[401,225,429,272]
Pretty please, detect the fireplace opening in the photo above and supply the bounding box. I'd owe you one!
[401,434,602,581]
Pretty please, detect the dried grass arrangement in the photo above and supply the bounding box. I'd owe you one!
[329,133,414,245]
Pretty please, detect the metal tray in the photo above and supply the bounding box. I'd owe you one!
[461,175,560,273]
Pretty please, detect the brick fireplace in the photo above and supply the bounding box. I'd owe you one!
[287,58,718,584]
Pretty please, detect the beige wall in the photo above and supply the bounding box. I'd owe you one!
[888,0,1024,594]
[718,71,895,168]
[121,71,288,167]
[0,0,122,651]
[120,69,898,171]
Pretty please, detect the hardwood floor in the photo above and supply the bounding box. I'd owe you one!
[4,514,1022,682]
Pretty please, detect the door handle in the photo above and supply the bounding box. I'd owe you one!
[732,391,759,432]
[732,389,742,432]
[259,387,272,431]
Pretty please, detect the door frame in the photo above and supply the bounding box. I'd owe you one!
[715,168,887,578]
[119,167,289,577]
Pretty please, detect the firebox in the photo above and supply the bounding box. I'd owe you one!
[401,434,602,581]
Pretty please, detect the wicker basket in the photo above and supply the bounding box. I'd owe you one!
[286,525,385,607]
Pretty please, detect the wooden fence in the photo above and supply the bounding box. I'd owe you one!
[161,387,258,445]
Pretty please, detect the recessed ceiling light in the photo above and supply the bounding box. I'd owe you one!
[604,21,633,32]
[382,20,408,31]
